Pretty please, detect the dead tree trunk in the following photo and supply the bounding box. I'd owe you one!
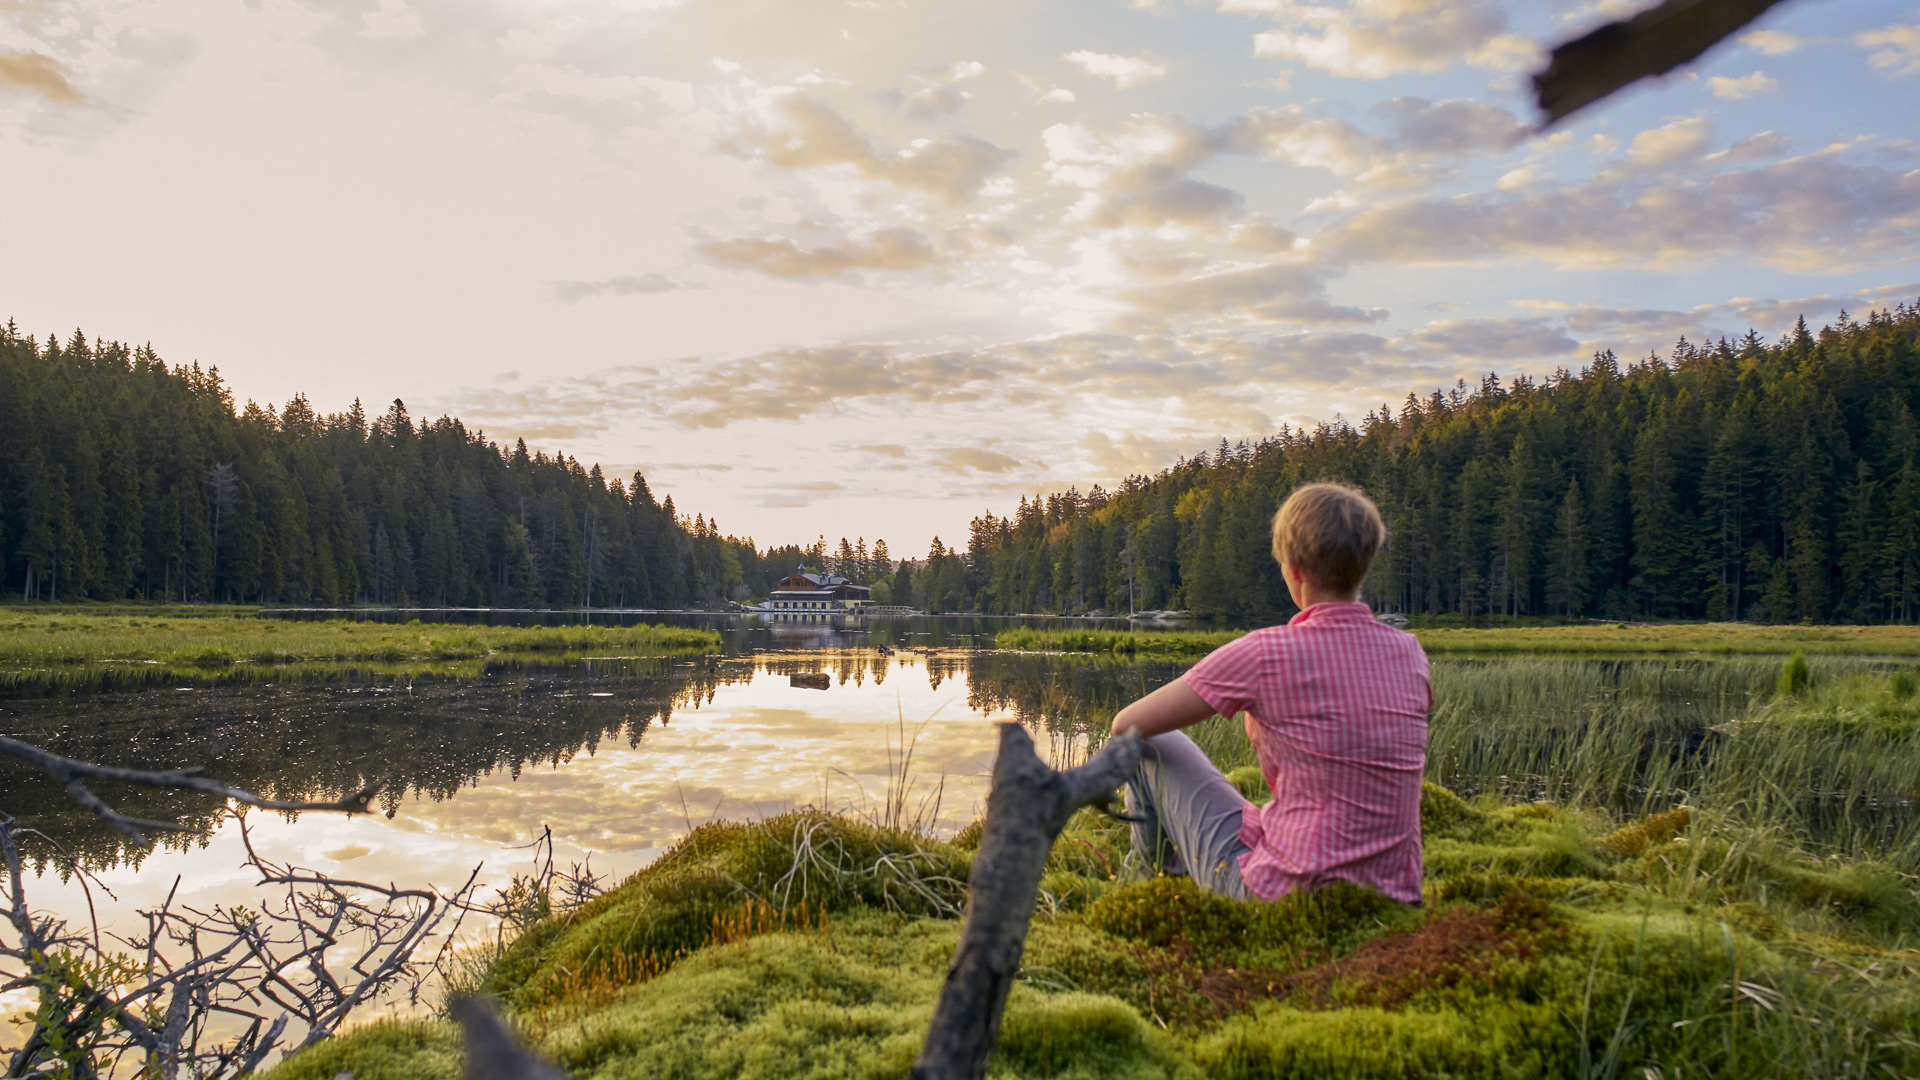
[911,725,1141,1080]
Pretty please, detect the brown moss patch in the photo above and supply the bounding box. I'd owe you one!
[1266,891,1570,1011]
[1601,807,1692,856]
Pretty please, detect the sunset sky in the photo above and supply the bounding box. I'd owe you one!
[5,0,1918,556]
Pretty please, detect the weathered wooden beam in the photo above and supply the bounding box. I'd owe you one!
[911,725,1142,1080]
[1534,0,1795,126]
[450,996,568,1080]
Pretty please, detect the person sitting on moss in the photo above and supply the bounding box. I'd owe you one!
[1110,482,1429,905]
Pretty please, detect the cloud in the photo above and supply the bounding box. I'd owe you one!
[1741,29,1802,55]
[698,228,939,278]
[0,48,84,104]
[1369,97,1525,156]
[1250,0,1514,79]
[932,446,1025,473]
[1857,21,1920,77]
[1563,304,1715,339]
[1727,283,1920,330]
[1042,116,1246,228]
[1318,148,1920,273]
[1080,430,1206,479]
[727,92,1014,204]
[897,59,985,118]
[1062,50,1168,89]
[655,346,1013,428]
[858,444,909,458]
[1119,262,1389,325]
[1702,130,1790,165]
[551,274,700,303]
[1707,71,1781,101]
[1404,317,1578,358]
[1627,117,1713,168]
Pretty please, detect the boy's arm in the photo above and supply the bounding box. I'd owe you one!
[1111,677,1218,739]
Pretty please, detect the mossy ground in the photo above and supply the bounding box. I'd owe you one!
[261,759,1920,1080]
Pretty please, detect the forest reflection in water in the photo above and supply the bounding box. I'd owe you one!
[8,649,1917,998]
[0,650,1188,875]
[7,650,1914,874]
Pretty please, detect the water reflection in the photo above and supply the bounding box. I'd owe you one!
[0,651,1189,873]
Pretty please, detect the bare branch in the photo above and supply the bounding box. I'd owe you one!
[912,725,1142,1080]
[0,734,381,848]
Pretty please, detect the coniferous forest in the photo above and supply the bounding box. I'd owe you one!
[8,303,1920,621]
[940,302,1920,623]
[0,322,809,607]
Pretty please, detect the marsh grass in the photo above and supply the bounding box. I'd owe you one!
[0,614,718,689]
[254,649,1920,1080]
[1001,622,1920,659]
[263,783,1920,1080]
[994,627,1246,657]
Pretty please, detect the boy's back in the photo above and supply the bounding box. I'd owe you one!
[1182,601,1429,904]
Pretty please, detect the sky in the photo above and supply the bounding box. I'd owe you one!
[4,0,1919,557]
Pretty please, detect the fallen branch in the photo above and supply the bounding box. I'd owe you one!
[0,734,380,847]
[911,725,1141,1080]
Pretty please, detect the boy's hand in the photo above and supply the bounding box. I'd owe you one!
[1112,678,1216,739]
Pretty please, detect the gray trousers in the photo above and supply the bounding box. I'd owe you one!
[1124,730,1253,900]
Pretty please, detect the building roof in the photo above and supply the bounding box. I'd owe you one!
[774,566,864,589]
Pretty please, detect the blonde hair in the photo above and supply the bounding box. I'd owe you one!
[1270,482,1385,591]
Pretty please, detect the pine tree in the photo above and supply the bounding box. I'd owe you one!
[1546,479,1588,615]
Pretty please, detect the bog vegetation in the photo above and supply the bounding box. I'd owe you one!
[0,613,717,687]
[997,621,1920,657]
[259,658,1920,1080]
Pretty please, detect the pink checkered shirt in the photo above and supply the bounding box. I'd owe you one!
[1182,602,1430,905]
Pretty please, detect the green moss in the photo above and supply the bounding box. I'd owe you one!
[1191,1003,1563,1080]
[268,742,1920,1080]
[484,813,971,1007]
[1599,807,1691,856]
[993,992,1199,1079]
[255,1019,463,1080]
[1423,802,1606,880]
[1416,782,1487,841]
[541,921,949,1080]
[1226,766,1267,804]
[1080,877,1414,974]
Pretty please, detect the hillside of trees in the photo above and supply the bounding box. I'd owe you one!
[13,303,1920,621]
[921,301,1920,623]
[0,322,831,607]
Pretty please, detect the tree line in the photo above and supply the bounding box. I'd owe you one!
[934,301,1920,622]
[12,303,1920,621]
[0,322,845,608]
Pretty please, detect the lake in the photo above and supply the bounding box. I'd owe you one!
[4,617,1916,1046]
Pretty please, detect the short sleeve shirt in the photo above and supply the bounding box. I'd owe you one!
[1181,602,1430,904]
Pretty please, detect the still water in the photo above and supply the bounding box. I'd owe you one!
[4,628,1915,1050]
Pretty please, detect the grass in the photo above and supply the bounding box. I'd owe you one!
[994,627,1246,658]
[998,622,1920,658]
[0,614,720,687]
[259,666,1920,1080]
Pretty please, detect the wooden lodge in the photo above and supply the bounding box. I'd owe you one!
[768,568,870,613]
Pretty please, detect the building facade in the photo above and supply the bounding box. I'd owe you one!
[768,569,870,612]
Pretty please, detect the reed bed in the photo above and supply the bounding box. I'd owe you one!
[993,626,1245,657]
[1001,622,1920,659]
[0,614,719,669]
[1182,654,1920,872]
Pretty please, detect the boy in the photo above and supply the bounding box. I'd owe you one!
[1110,482,1429,905]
